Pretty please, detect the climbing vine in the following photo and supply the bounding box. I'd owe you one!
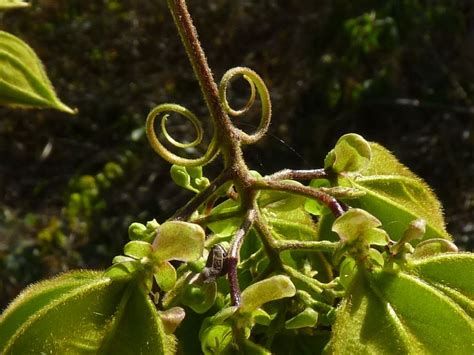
[0,0,473,354]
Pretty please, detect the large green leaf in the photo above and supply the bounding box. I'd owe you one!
[329,253,474,354]
[409,253,474,317]
[0,271,174,354]
[0,31,75,113]
[0,0,29,10]
[343,143,449,241]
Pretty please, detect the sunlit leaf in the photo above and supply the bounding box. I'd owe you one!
[123,240,153,259]
[285,307,318,329]
[208,306,238,325]
[411,238,458,259]
[258,181,306,212]
[104,260,141,279]
[0,0,29,10]
[304,179,331,216]
[152,221,205,262]
[265,205,318,241]
[240,275,296,313]
[0,31,75,113]
[409,253,474,316]
[253,308,273,326]
[332,208,388,246]
[207,199,242,237]
[329,254,474,354]
[343,143,449,240]
[154,261,177,292]
[0,271,174,354]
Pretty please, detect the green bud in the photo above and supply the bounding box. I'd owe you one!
[128,222,147,241]
[324,133,371,173]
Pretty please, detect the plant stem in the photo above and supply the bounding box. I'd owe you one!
[274,240,338,252]
[254,179,345,217]
[266,168,328,181]
[228,208,256,305]
[166,0,249,173]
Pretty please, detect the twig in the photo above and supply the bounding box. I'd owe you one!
[274,240,338,252]
[253,179,345,217]
[228,208,256,306]
[266,168,328,181]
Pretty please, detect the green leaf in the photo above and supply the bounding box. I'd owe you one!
[154,261,177,292]
[411,238,458,259]
[208,306,238,324]
[0,31,75,113]
[207,199,242,237]
[185,166,203,179]
[339,257,357,289]
[0,0,29,10]
[104,260,141,279]
[152,221,205,262]
[181,282,217,314]
[285,307,318,329]
[324,133,371,173]
[304,179,331,216]
[409,253,474,316]
[253,308,273,326]
[329,259,474,354]
[265,205,318,242]
[258,181,306,212]
[200,324,233,355]
[0,271,174,354]
[123,240,153,259]
[239,339,271,354]
[344,143,449,240]
[240,275,296,313]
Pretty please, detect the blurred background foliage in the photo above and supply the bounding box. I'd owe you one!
[0,0,473,308]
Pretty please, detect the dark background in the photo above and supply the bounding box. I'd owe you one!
[1,0,473,308]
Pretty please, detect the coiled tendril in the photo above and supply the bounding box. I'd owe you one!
[146,68,271,165]
[146,103,219,167]
[219,67,272,145]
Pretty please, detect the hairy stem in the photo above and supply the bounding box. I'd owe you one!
[228,208,256,305]
[254,179,345,217]
[274,240,339,252]
[167,0,249,172]
[266,168,328,181]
